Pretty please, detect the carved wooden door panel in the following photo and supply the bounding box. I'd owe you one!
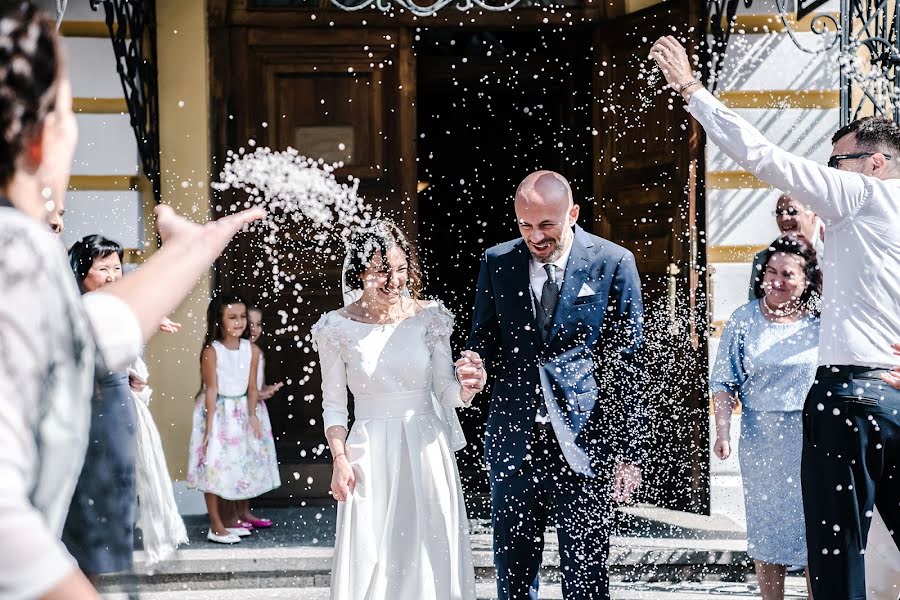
[593,1,710,513]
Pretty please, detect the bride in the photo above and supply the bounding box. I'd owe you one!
[312,220,485,600]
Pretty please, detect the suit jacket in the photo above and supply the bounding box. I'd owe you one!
[466,225,647,479]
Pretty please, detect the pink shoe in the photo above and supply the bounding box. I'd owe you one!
[234,520,255,530]
[244,517,272,528]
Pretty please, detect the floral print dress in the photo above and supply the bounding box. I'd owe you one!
[187,339,280,500]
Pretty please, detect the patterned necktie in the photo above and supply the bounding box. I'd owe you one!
[541,263,559,322]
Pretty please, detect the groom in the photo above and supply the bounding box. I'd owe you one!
[459,170,647,599]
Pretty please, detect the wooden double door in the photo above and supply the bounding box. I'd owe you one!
[210,0,710,513]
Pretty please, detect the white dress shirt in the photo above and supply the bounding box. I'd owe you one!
[528,239,573,424]
[529,239,574,311]
[689,88,900,368]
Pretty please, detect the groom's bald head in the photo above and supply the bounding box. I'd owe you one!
[514,170,579,263]
[515,171,573,211]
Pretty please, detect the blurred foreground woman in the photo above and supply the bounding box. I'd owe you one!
[0,3,263,598]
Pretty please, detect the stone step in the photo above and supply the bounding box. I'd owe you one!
[98,505,752,594]
[100,578,812,599]
[98,536,751,594]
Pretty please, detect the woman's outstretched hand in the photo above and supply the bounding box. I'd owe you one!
[101,204,266,342]
[155,204,266,256]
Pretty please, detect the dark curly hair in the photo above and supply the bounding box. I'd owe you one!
[343,220,422,299]
[67,234,123,293]
[0,3,63,187]
[752,233,823,315]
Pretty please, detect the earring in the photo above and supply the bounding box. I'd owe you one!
[40,184,55,212]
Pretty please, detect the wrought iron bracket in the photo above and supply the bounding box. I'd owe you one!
[328,0,521,16]
[706,0,900,124]
[90,0,161,203]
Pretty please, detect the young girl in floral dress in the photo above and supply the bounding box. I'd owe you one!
[187,294,279,543]
[221,305,283,530]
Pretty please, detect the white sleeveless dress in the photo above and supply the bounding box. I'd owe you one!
[311,302,476,600]
[187,339,279,500]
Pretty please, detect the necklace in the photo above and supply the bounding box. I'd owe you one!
[761,296,803,319]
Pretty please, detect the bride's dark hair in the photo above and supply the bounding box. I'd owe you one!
[343,220,423,299]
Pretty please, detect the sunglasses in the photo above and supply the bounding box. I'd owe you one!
[827,152,892,169]
[772,207,802,217]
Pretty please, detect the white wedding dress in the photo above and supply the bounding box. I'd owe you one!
[312,301,476,600]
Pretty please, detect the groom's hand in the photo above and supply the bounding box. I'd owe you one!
[613,463,642,504]
[455,350,487,394]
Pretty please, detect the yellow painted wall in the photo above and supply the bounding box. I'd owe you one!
[146,0,211,478]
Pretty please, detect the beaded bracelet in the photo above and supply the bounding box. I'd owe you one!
[678,79,702,93]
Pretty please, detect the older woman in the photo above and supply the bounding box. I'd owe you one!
[0,4,262,599]
[711,234,821,600]
[61,236,136,579]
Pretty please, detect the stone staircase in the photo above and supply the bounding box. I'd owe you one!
[98,505,753,597]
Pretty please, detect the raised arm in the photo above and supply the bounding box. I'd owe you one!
[101,204,265,341]
[651,35,869,221]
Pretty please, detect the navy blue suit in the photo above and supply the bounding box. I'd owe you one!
[466,225,646,599]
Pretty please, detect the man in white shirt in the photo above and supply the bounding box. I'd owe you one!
[652,36,900,600]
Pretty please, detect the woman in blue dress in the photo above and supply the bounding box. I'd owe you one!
[711,233,821,600]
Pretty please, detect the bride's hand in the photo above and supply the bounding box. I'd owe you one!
[331,455,355,502]
[455,351,487,389]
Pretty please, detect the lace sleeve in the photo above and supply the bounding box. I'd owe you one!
[311,313,352,357]
[423,302,467,409]
[0,214,87,598]
[423,301,455,351]
[311,313,351,431]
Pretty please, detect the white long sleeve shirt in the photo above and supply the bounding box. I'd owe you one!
[689,89,900,368]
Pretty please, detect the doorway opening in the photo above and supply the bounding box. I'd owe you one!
[416,29,595,509]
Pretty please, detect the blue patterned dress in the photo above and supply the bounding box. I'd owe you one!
[710,300,819,566]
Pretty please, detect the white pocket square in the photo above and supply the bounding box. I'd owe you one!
[577,283,595,297]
